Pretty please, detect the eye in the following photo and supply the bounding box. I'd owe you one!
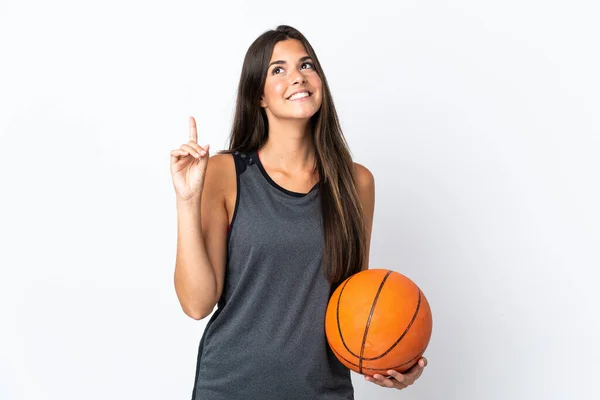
[272,66,284,75]
[301,62,314,70]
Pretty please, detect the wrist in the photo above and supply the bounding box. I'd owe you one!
[176,194,202,208]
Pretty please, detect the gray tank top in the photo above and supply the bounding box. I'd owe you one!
[191,150,354,400]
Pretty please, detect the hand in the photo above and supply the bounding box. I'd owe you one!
[364,357,427,390]
[170,116,210,201]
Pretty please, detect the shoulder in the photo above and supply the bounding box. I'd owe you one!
[207,153,236,178]
[208,152,235,168]
[204,153,236,195]
[353,162,375,192]
[353,162,375,216]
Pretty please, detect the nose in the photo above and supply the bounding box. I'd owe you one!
[290,70,306,85]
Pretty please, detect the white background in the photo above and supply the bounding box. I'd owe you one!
[1,0,599,399]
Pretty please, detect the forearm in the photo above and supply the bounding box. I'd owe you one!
[174,198,218,320]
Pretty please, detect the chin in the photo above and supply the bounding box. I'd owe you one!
[268,103,322,121]
[292,110,319,120]
[291,104,322,120]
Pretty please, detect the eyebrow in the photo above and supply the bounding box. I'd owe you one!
[268,56,313,68]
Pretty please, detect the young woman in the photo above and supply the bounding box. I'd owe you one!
[170,25,427,399]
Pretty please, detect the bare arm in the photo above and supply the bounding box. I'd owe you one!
[174,154,233,320]
[354,162,375,271]
[171,117,231,320]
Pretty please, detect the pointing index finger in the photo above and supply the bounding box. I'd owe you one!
[189,116,198,143]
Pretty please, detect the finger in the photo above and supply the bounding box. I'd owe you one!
[386,370,406,384]
[187,142,210,156]
[170,149,191,163]
[189,116,198,143]
[372,374,396,389]
[384,372,411,390]
[171,149,189,156]
[401,367,423,384]
[410,359,427,375]
[364,375,385,387]
[186,142,203,154]
[180,144,202,158]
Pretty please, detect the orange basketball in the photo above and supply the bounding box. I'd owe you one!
[325,269,433,376]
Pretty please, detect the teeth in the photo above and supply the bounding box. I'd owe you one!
[288,92,310,100]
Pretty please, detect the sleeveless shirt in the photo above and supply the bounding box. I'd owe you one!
[191,150,354,400]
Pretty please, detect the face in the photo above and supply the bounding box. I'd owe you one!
[260,39,323,122]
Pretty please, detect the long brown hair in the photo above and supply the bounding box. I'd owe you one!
[220,25,366,285]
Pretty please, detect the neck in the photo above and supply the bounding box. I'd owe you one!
[259,119,316,173]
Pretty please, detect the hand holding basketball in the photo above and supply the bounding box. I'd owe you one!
[325,269,433,379]
[364,357,428,390]
[170,116,210,201]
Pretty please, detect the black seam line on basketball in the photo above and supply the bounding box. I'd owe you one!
[337,274,359,358]
[330,343,428,372]
[363,288,422,361]
[359,270,393,374]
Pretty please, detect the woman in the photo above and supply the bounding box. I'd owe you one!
[170,25,427,399]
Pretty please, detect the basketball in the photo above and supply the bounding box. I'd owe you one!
[325,269,433,376]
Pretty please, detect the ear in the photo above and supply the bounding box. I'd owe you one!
[260,96,267,108]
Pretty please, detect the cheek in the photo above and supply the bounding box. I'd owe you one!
[265,81,287,100]
[314,77,323,91]
[311,76,323,100]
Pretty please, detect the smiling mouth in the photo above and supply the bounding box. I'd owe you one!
[286,91,312,101]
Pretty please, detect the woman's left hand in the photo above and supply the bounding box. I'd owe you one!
[364,357,427,390]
